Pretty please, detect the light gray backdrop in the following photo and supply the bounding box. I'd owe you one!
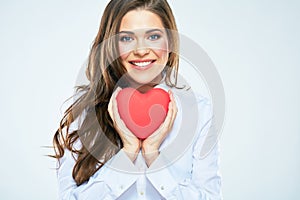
[0,0,299,199]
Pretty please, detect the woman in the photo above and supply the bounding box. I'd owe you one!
[53,0,222,199]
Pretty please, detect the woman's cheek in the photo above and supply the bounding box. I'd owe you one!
[151,40,169,58]
[119,42,135,58]
[155,48,168,57]
[153,45,169,61]
[119,46,130,59]
[119,52,128,61]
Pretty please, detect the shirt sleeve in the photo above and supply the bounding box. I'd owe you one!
[57,147,140,199]
[57,103,140,199]
[146,98,222,200]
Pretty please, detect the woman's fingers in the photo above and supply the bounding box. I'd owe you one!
[108,97,114,122]
[169,91,178,128]
[108,87,122,122]
[112,91,125,130]
[110,87,138,139]
[112,98,127,131]
[108,87,140,155]
[163,101,174,131]
[162,90,177,131]
[149,90,177,139]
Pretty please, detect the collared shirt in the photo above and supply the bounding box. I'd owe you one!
[56,83,222,200]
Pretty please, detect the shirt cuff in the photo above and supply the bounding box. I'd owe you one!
[100,149,140,197]
[145,152,178,198]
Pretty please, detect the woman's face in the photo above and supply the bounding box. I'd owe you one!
[118,9,169,89]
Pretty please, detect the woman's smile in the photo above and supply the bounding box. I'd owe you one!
[129,59,156,70]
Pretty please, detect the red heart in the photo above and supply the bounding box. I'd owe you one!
[116,88,170,139]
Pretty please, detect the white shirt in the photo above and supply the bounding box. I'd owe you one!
[56,84,222,200]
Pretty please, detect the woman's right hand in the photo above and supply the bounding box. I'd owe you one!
[108,87,141,162]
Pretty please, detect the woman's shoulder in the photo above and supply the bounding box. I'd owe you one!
[173,87,212,119]
[195,93,213,122]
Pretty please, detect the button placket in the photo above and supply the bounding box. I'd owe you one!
[136,174,146,198]
[135,151,148,198]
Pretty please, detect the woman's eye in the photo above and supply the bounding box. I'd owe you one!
[120,36,133,42]
[148,34,161,41]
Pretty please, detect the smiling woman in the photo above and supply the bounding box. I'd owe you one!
[118,10,170,92]
[52,0,222,199]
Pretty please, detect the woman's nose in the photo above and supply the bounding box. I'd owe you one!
[133,40,150,56]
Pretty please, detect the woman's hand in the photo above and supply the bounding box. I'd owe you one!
[108,87,141,162]
[142,90,178,167]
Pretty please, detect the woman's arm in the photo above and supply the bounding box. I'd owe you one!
[56,85,145,199]
[57,146,140,200]
[145,98,222,200]
[146,121,222,199]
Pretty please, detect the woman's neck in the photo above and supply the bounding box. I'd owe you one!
[127,74,164,93]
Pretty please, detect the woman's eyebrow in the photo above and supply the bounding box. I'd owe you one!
[118,31,134,34]
[118,29,164,35]
[145,29,164,34]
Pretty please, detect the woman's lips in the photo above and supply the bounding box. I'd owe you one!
[129,59,156,70]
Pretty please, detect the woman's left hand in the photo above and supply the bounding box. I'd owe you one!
[142,90,178,167]
[108,87,142,162]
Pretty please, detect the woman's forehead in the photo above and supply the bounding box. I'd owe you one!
[119,10,164,31]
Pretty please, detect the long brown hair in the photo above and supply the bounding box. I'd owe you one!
[53,0,179,186]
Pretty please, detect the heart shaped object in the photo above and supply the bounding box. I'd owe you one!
[116,87,170,139]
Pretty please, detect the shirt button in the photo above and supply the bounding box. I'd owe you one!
[140,191,144,195]
[120,185,124,190]
[160,186,164,190]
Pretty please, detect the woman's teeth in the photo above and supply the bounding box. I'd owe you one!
[132,61,152,67]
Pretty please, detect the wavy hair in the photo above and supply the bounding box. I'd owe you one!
[52,0,179,186]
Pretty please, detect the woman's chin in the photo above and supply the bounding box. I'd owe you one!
[132,80,154,87]
[133,77,161,85]
[125,77,159,92]
[127,73,163,86]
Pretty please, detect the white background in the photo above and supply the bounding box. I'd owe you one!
[0,0,299,199]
